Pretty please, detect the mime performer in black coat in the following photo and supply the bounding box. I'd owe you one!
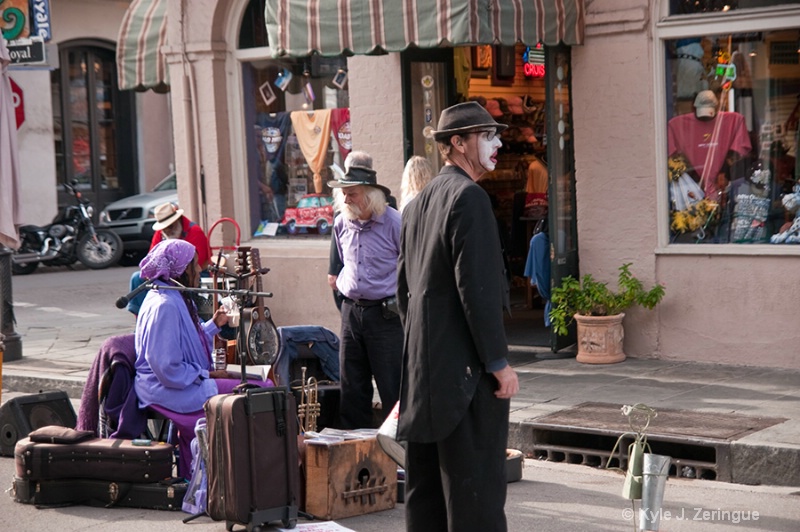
[397,101,520,532]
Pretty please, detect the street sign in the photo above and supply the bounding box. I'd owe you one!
[10,78,24,129]
[6,37,46,65]
[30,0,52,42]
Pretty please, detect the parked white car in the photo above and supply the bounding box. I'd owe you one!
[98,173,177,264]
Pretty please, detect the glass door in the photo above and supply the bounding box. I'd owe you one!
[54,43,136,215]
[401,49,456,168]
[546,46,579,352]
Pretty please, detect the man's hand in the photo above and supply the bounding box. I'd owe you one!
[327,274,338,290]
[492,365,519,399]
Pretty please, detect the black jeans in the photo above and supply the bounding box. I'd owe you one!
[338,299,403,429]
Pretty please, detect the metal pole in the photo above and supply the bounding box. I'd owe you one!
[0,245,22,361]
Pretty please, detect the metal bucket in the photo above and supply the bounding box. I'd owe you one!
[639,453,670,531]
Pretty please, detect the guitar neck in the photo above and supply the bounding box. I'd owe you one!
[249,249,267,317]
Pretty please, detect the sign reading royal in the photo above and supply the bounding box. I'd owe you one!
[7,36,46,65]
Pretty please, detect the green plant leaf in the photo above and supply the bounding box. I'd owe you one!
[548,263,666,336]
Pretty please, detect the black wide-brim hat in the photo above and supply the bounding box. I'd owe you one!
[432,101,508,141]
[328,165,392,198]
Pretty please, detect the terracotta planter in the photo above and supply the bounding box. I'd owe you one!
[574,312,626,364]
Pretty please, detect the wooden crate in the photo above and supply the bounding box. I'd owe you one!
[304,437,397,520]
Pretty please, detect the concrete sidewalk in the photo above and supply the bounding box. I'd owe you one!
[3,326,800,487]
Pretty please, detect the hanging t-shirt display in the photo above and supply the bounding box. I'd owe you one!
[290,109,333,193]
[330,108,352,162]
[258,112,292,164]
[255,112,292,223]
[667,111,751,199]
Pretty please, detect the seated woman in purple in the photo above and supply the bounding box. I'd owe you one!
[134,239,271,479]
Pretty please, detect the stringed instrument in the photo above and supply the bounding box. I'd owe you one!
[240,248,280,366]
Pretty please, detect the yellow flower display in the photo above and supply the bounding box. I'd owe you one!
[670,198,719,233]
[668,154,688,182]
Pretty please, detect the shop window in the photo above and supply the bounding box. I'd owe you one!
[664,29,800,244]
[669,0,798,14]
[240,61,349,240]
[237,0,351,239]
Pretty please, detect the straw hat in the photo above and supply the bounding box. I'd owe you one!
[152,202,184,231]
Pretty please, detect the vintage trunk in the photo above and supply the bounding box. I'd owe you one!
[304,437,396,520]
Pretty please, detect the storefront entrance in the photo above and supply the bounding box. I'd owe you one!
[400,45,579,350]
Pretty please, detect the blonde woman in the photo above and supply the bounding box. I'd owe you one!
[399,156,435,211]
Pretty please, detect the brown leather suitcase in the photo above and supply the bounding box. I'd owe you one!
[14,436,174,483]
[205,387,301,529]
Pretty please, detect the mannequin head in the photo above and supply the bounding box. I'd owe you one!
[694,90,719,120]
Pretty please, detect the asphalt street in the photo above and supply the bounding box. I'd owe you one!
[2,451,800,532]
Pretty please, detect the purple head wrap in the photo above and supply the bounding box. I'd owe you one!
[139,239,196,281]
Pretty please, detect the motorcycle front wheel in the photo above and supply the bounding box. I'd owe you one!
[77,230,124,269]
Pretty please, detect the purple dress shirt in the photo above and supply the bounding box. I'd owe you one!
[134,280,221,413]
[333,207,401,301]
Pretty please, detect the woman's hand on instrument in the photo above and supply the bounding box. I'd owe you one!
[212,307,229,328]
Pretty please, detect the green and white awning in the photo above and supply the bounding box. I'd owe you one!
[116,0,169,92]
[265,0,585,58]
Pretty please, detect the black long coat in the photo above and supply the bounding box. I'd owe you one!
[397,165,509,443]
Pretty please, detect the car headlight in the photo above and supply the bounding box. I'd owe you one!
[99,211,110,223]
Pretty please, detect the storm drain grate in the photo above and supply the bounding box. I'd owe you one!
[520,402,787,483]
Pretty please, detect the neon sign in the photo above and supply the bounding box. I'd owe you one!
[523,45,545,79]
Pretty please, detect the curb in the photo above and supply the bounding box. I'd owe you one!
[2,373,86,401]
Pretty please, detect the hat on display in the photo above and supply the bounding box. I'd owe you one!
[469,95,487,107]
[507,96,524,115]
[433,101,508,140]
[328,165,392,197]
[484,99,504,118]
[152,202,184,231]
[694,90,719,118]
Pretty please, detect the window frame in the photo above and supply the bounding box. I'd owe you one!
[654,3,800,255]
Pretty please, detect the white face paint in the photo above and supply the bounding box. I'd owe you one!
[477,130,502,171]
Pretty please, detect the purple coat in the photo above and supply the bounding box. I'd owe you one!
[77,334,147,439]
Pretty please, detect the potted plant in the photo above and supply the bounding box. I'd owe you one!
[549,263,665,364]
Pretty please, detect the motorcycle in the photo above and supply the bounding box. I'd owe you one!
[12,180,124,275]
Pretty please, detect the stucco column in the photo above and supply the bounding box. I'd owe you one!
[347,54,406,194]
[163,42,233,236]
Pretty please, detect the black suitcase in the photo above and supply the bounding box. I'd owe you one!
[12,476,187,510]
[15,436,174,483]
[205,387,301,529]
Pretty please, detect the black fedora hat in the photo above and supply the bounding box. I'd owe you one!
[432,101,508,141]
[328,165,392,197]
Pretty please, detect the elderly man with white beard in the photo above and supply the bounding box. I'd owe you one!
[328,164,402,429]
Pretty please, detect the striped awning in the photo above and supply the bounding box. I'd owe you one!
[265,0,585,58]
[116,0,169,93]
